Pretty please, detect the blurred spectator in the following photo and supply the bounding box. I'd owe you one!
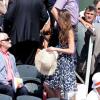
[51,0,79,34]
[93,0,100,23]
[77,6,100,92]
[0,0,8,32]
[93,53,100,73]
[79,0,100,29]
[0,32,28,100]
[76,5,96,79]
[77,5,96,58]
[93,0,100,16]
[41,0,79,55]
[41,0,59,47]
[4,0,48,64]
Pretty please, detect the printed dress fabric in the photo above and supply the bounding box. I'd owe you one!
[45,43,77,94]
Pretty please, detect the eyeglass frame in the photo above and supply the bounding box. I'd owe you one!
[0,38,11,42]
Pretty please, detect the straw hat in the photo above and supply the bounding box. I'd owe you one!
[35,49,58,76]
[92,72,100,89]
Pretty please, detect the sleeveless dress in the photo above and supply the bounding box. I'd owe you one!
[45,43,77,95]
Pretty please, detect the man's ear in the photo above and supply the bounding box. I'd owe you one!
[84,11,86,17]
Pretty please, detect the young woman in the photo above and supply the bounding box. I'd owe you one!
[44,10,77,100]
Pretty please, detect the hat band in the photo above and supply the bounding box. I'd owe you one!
[95,82,100,86]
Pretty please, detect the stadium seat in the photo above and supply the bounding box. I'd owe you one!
[47,98,60,100]
[0,94,12,100]
[17,64,43,98]
[17,95,42,100]
[17,64,41,83]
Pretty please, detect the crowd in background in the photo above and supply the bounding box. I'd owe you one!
[0,0,100,100]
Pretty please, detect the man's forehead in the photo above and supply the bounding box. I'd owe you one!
[85,10,96,15]
[0,33,8,41]
[85,9,95,13]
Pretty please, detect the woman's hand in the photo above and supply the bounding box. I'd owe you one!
[46,47,56,52]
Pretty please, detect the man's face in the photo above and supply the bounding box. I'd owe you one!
[0,34,12,49]
[84,10,96,23]
[96,1,100,16]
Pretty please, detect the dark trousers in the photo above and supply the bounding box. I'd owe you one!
[0,83,28,100]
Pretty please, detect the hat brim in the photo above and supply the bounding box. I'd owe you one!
[92,83,100,89]
[35,49,58,76]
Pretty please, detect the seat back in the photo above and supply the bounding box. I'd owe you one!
[47,98,60,100]
[0,94,12,100]
[17,95,42,100]
[17,64,41,82]
[17,64,43,98]
[24,80,43,98]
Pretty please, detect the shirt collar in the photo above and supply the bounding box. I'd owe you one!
[0,49,9,55]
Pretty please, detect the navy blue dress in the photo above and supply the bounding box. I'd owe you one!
[45,43,77,95]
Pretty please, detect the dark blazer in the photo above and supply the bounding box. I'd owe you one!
[4,0,48,45]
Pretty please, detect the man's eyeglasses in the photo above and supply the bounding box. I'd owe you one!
[0,38,11,42]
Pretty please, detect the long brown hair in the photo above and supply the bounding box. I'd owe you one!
[58,10,72,46]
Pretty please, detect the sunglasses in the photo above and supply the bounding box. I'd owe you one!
[97,8,100,10]
[0,38,11,41]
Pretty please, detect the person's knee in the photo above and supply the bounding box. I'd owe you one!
[6,86,15,98]
[16,86,28,96]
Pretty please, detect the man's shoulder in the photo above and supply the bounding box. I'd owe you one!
[78,22,84,27]
[9,52,15,59]
[78,22,87,31]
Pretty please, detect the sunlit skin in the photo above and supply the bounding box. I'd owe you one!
[84,10,96,24]
[96,87,100,95]
[0,34,12,52]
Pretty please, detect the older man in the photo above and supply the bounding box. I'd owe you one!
[0,32,28,99]
[77,5,100,83]
[77,5,97,77]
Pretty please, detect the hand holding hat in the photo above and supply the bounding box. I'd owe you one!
[35,49,58,76]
